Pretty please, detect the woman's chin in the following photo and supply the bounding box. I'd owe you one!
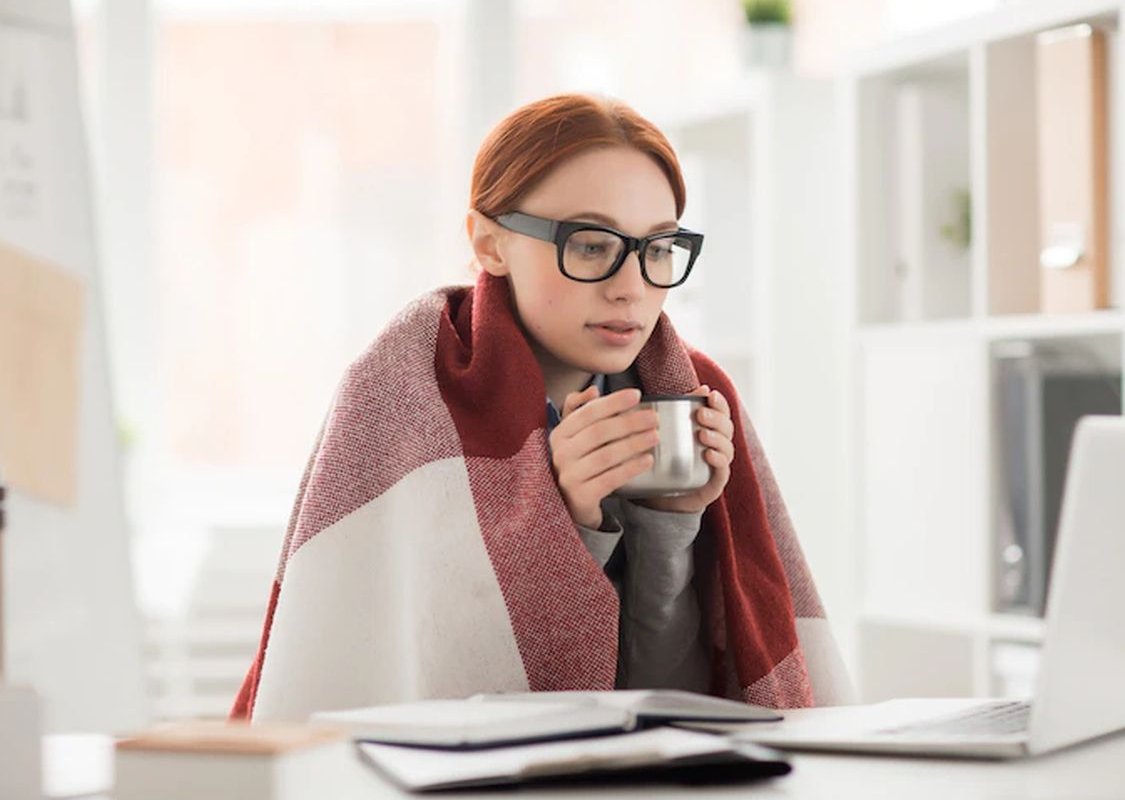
[540,338,647,380]
[576,349,642,378]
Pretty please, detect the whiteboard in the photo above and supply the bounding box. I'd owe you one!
[0,0,146,732]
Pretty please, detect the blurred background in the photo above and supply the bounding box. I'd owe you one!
[5,0,1122,729]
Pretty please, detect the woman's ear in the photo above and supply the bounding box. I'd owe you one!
[466,210,509,277]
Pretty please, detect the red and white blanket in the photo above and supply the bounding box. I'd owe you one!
[232,272,852,721]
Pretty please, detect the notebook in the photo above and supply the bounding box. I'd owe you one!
[310,690,780,749]
[311,698,626,749]
[357,727,791,791]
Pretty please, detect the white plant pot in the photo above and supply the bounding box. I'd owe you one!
[742,23,792,70]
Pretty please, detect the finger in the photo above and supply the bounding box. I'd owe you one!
[696,404,735,439]
[699,427,735,460]
[703,443,732,473]
[587,452,656,498]
[701,389,734,437]
[555,388,643,438]
[561,384,601,419]
[566,407,659,460]
[701,455,732,505]
[552,404,657,469]
[567,427,660,484]
[708,388,731,415]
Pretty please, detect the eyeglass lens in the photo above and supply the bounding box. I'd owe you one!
[561,229,693,286]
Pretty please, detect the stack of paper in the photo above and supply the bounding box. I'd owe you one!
[359,727,790,791]
[310,689,781,749]
[312,690,790,791]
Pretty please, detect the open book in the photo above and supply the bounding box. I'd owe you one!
[310,690,781,749]
[357,727,791,792]
[474,689,782,725]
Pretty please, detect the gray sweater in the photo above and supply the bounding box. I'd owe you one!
[548,370,711,691]
[576,499,711,691]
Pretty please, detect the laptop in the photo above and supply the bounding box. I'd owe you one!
[733,415,1125,759]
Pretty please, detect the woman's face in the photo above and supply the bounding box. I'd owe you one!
[478,146,678,382]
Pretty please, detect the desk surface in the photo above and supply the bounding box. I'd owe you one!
[53,729,1125,800]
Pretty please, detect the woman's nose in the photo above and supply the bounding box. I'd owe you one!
[605,250,646,301]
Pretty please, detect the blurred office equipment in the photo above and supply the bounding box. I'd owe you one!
[0,683,40,800]
[0,0,146,734]
[993,342,1121,616]
[0,483,42,800]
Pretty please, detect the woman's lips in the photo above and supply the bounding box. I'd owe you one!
[588,321,642,347]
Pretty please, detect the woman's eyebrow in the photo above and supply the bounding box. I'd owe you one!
[565,211,679,234]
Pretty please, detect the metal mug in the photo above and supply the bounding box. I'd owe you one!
[613,395,711,499]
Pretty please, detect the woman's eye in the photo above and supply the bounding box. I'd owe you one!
[567,234,615,259]
[647,243,673,260]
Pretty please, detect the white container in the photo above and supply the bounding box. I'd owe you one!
[742,23,792,70]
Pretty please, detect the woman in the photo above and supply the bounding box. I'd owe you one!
[233,93,852,722]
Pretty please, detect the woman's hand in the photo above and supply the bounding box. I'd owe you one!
[549,387,660,530]
[639,385,735,515]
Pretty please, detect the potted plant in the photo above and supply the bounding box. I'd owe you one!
[741,0,792,69]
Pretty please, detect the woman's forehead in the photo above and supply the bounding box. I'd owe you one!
[520,147,678,229]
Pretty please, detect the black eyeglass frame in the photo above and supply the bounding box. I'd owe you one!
[494,210,704,288]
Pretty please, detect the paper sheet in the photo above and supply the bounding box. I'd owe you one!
[0,239,84,506]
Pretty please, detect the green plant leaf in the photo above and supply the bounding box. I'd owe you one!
[742,0,791,25]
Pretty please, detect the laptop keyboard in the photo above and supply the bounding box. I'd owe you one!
[876,700,1031,737]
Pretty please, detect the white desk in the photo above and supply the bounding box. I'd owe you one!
[49,730,1125,800]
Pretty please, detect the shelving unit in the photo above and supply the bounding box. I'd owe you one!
[844,0,1125,701]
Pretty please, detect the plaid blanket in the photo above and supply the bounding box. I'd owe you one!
[232,273,852,721]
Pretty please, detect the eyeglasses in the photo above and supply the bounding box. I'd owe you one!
[494,211,703,288]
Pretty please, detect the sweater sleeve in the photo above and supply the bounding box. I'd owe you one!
[575,510,624,569]
[616,501,710,692]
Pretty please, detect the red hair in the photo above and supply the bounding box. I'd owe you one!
[470,94,686,219]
